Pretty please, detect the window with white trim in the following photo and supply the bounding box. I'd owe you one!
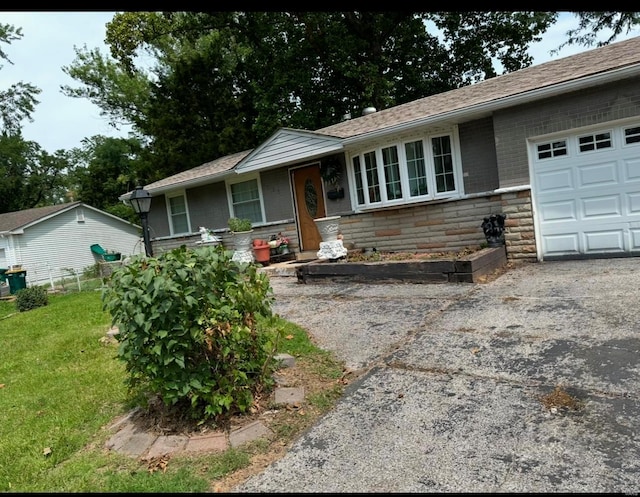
[578,131,612,152]
[167,193,190,235]
[624,126,640,144]
[536,140,568,160]
[350,133,460,207]
[228,178,264,224]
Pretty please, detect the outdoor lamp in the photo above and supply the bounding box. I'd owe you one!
[129,185,153,257]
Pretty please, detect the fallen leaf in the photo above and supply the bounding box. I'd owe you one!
[43,447,52,457]
[470,347,481,355]
[0,384,5,388]
[285,334,294,340]
[146,455,169,473]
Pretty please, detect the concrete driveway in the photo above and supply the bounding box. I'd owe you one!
[234,258,640,493]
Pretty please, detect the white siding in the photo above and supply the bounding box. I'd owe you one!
[14,205,143,286]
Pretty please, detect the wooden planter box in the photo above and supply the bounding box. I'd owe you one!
[295,246,507,284]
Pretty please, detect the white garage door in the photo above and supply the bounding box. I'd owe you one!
[531,122,640,260]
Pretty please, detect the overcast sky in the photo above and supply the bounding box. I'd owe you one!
[0,11,638,155]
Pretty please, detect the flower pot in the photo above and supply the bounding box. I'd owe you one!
[279,245,290,255]
[327,188,344,200]
[314,216,341,242]
[231,230,255,263]
[253,244,271,265]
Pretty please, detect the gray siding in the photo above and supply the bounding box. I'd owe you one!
[459,117,499,194]
[148,196,170,238]
[261,168,295,221]
[494,77,640,188]
[322,155,352,217]
[187,182,231,231]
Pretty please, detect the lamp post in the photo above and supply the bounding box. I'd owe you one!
[129,185,153,257]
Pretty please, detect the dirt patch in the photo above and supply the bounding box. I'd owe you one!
[346,245,482,262]
[539,385,584,414]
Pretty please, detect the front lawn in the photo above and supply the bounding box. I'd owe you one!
[0,287,344,492]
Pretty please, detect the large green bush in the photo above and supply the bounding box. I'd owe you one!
[101,245,282,424]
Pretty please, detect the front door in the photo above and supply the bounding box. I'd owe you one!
[292,163,326,251]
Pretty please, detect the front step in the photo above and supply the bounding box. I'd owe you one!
[296,250,318,262]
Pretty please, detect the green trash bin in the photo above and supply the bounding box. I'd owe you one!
[7,270,27,295]
[0,268,7,284]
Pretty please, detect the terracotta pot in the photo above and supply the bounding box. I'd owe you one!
[253,244,271,264]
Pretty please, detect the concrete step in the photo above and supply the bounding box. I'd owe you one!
[296,250,318,262]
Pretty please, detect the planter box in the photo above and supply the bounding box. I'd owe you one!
[295,246,507,284]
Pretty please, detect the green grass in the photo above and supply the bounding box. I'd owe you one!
[0,287,343,492]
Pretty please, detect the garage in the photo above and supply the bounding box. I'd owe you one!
[531,121,640,260]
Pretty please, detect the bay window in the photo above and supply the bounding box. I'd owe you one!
[350,132,461,207]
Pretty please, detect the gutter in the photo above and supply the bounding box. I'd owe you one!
[119,170,238,200]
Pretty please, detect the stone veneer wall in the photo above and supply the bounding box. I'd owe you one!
[337,189,536,261]
[149,194,535,261]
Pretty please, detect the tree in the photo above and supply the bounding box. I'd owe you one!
[66,135,142,222]
[0,23,41,135]
[556,11,640,51]
[0,135,70,213]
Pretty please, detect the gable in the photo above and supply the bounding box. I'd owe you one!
[235,128,343,173]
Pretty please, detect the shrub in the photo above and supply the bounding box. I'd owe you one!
[15,286,48,312]
[101,244,282,424]
[228,217,252,232]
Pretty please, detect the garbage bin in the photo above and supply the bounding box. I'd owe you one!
[0,268,7,284]
[6,270,27,295]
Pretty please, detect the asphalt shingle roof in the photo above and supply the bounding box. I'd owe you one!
[143,149,252,192]
[315,35,640,139]
[0,202,80,232]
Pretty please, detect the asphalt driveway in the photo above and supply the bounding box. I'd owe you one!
[235,258,640,493]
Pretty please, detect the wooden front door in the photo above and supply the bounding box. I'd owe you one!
[292,163,326,251]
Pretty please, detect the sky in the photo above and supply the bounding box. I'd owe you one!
[0,11,639,155]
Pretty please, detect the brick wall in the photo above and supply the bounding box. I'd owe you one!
[150,194,536,261]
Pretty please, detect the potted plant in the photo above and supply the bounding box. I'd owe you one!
[228,217,253,233]
[252,238,271,265]
[320,157,345,200]
[276,233,291,254]
[228,218,254,263]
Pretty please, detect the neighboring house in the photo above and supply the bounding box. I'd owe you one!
[121,36,640,262]
[0,202,144,287]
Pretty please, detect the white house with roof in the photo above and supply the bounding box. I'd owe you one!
[0,202,144,288]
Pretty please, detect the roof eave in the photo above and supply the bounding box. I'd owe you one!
[119,170,237,200]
